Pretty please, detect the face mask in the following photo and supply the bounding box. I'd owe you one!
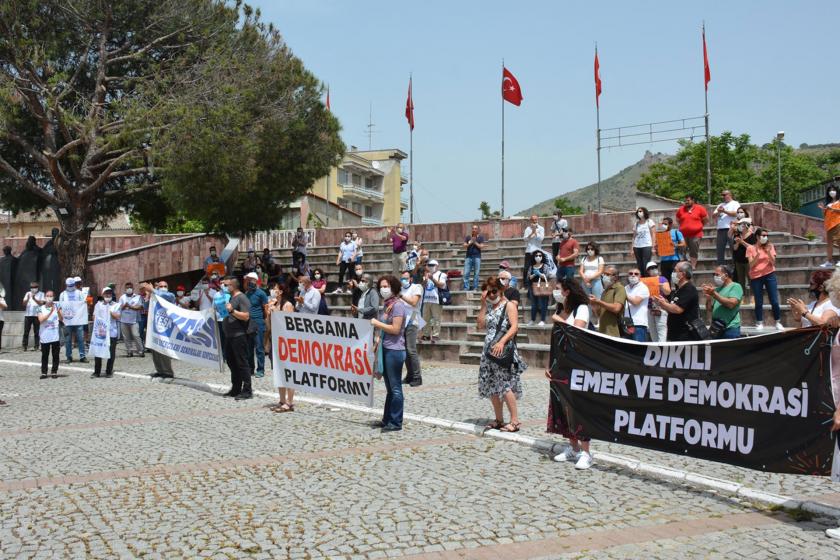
[637,211,644,219]
[601,275,613,288]
[736,212,745,219]
[562,232,569,239]
[31,287,38,293]
[658,224,668,232]
[358,282,368,292]
[103,296,113,303]
[587,249,595,257]
[759,236,769,245]
[380,287,392,299]
[397,228,403,233]
[45,296,54,303]
[648,268,659,276]
[355,269,363,277]
[400,278,410,288]
[671,272,680,286]
[809,289,821,299]
[256,268,262,274]
[176,290,184,296]
[713,275,724,287]
[222,286,230,294]
[298,285,305,293]
[534,255,543,263]
[345,237,351,242]
[628,276,639,286]
[271,289,280,298]
[314,274,321,279]
[412,245,419,251]
[499,277,509,286]
[211,275,219,281]
[247,282,256,290]
[66,286,75,292]
[830,190,838,199]
[553,290,565,304]
[486,296,501,305]
[738,225,745,232]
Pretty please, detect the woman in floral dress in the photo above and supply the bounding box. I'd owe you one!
[477,275,527,432]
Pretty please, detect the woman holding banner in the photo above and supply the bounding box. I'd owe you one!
[371,275,408,432]
[547,277,593,470]
[477,276,526,434]
[270,281,297,413]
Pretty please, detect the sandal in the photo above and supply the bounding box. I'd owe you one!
[485,420,504,430]
[269,402,287,412]
[500,422,521,433]
[272,403,295,413]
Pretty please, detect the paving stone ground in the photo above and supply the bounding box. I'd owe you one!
[1,348,839,559]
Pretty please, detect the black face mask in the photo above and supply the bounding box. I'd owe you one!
[810,289,822,299]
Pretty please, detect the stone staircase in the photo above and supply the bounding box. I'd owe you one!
[237,227,829,367]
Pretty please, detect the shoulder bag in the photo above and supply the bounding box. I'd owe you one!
[487,304,516,369]
[618,301,636,338]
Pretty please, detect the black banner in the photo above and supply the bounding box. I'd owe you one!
[548,324,836,475]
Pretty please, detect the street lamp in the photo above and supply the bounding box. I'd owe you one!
[776,131,785,207]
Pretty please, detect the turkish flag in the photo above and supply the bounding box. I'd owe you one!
[405,77,414,130]
[594,51,602,107]
[702,28,711,90]
[502,67,522,106]
[326,86,331,111]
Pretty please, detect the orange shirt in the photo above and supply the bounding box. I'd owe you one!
[825,201,840,233]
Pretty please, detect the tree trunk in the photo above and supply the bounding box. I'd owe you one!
[55,210,93,281]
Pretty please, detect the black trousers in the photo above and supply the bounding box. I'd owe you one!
[22,316,40,349]
[292,251,305,274]
[0,320,3,351]
[225,334,251,394]
[338,261,354,285]
[40,341,60,374]
[94,339,118,376]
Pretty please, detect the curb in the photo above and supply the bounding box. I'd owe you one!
[2,357,839,521]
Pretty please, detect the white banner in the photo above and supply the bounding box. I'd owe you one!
[271,312,375,407]
[89,304,111,360]
[145,294,223,371]
[59,300,88,326]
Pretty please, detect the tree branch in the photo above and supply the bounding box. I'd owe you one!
[0,154,61,205]
[79,149,138,197]
[106,24,196,66]
[0,129,50,168]
[52,137,88,160]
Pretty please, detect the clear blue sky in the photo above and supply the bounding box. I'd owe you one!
[251,0,840,223]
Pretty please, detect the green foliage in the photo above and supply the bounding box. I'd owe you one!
[478,201,492,220]
[552,197,583,216]
[637,132,839,210]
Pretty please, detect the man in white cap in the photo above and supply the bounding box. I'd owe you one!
[420,260,447,343]
[59,277,87,363]
[243,271,268,378]
[92,287,121,378]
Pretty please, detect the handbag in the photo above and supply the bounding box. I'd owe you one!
[618,301,636,338]
[687,317,711,340]
[487,306,516,369]
[531,277,554,297]
[709,318,727,339]
[434,271,452,305]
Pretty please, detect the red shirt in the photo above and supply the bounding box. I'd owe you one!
[675,204,708,238]
[556,238,580,265]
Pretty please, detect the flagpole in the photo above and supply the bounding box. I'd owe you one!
[409,75,414,224]
[326,85,331,226]
[595,45,602,214]
[501,59,505,218]
[703,23,712,206]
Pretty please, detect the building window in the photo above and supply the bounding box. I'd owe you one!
[337,197,348,208]
[365,206,373,218]
[338,169,348,185]
[352,173,362,187]
[365,177,374,189]
[352,202,362,214]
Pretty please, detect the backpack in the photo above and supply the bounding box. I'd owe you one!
[435,271,452,306]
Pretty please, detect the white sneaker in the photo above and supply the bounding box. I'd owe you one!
[826,527,840,540]
[538,321,545,327]
[575,451,593,470]
[552,446,578,463]
[775,321,785,331]
[755,322,764,330]
[527,321,534,326]
[820,261,835,268]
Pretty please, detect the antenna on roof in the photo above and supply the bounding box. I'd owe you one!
[364,102,378,150]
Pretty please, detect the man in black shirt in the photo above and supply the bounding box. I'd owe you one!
[222,278,253,400]
[653,261,699,341]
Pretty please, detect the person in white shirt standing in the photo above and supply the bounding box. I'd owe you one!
[624,267,651,342]
[295,274,321,314]
[522,215,545,287]
[21,281,45,351]
[38,291,62,378]
[93,287,121,378]
[400,270,423,386]
[630,207,657,273]
[59,277,87,363]
[420,260,447,343]
[191,277,218,312]
[118,282,145,358]
[713,189,740,265]
[335,232,357,293]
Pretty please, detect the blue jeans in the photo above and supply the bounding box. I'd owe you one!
[630,325,649,342]
[247,321,266,374]
[529,292,548,322]
[720,326,741,339]
[463,257,481,291]
[749,272,781,322]
[64,324,86,359]
[557,266,576,280]
[381,348,406,428]
[583,277,604,300]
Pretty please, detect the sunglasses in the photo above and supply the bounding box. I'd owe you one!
[487,290,499,296]
[627,272,640,276]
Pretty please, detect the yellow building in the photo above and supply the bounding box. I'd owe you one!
[310,148,409,227]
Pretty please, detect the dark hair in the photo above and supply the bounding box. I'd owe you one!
[636,207,650,220]
[125,282,133,287]
[825,182,839,205]
[481,275,504,293]
[685,194,696,202]
[344,231,352,237]
[378,275,401,297]
[811,269,833,291]
[754,227,769,239]
[227,277,240,292]
[735,207,750,218]
[279,280,296,305]
[585,241,600,256]
[312,268,324,278]
[558,277,588,315]
[662,217,673,227]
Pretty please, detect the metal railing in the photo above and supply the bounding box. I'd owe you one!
[340,184,385,202]
[239,229,316,251]
[361,217,383,226]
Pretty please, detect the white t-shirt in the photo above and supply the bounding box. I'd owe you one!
[339,240,357,262]
[715,200,740,229]
[423,271,447,304]
[38,305,61,343]
[0,295,5,322]
[400,284,423,326]
[633,219,656,248]
[118,294,143,324]
[23,290,45,316]
[96,301,122,338]
[191,287,217,312]
[624,281,650,328]
[581,256,605,280]
[551,218,569,240]
[564,304,590,326]
[801,298,840,328]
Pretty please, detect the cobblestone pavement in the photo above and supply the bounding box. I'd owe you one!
[1,349,839,559]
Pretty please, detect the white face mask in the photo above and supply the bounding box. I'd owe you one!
[736,212,745,219]
[533,255,543,263]
[759,236,769,245]
[713,275,724,287]
[562,232,570,239]
[658,224,668,232]
[628,276,639,286]
[355,269,363,277]
[830,190,838,199]
[358,282,368,292]
[553,290,565,303]
[587,249,595,257]
[486,296,501,306]
[30,287,38,293]
[103,296,113,303]
[125,288,133,295]
[45,296,54,303]
[637,211,644,219]
[738,225,745,232]
[648,268,659,276]
[601,275,613,288]
[314,274,321,279]
[499,277,509,286]
[671,272,680,286]
[380,287,392,299]
[177,290,184,296]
